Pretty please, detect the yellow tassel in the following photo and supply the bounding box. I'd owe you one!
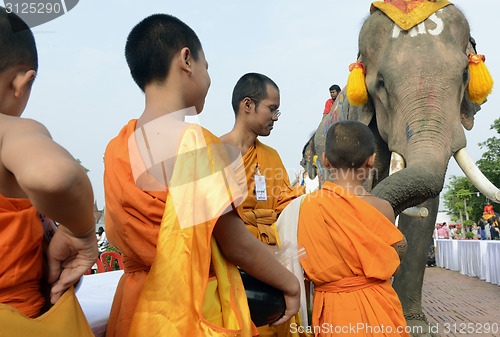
[467,54,493,104]
[313,155,318,167]
[347,61,368,106]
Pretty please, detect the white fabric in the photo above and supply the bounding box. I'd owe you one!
[435,239,500,286]
[76,270,123,337]
[275,194,308,326]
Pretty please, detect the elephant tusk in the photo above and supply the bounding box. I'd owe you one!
[400,206,429,218]
[389,152,429,217]
[454,148,500,203]
[389,152,405,176]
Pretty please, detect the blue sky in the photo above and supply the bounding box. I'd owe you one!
[14,0,500,209]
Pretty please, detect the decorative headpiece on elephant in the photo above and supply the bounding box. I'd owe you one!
[301,0,499,328]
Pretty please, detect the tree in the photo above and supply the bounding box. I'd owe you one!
[76,159,90,174]
[477,118,500,194]
[444,118,499,221]
[443,176,478,221]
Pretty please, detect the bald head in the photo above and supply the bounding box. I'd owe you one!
[325,120,375,169]
[0,7,38,74]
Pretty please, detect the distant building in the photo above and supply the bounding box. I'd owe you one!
[94,201,105,231]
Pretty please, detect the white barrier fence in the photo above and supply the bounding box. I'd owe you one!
[435,239,500,286]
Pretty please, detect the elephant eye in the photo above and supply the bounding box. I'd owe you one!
[463,68,469,84]
[378,78,385,88]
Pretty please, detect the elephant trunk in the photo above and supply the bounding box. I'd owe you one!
[371,127,454,215]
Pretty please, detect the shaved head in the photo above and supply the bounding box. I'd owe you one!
[325,120,375,169]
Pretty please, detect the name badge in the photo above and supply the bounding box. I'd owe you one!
[254,174,267,201]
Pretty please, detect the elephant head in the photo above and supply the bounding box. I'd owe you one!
[300,133,317,180]
[352,5,493,214]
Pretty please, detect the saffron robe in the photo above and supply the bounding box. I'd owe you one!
[0,194,44,318]
[104,119,166,337]
[236,140,307,337]
[298,182,409,337]
[106,119,253,336]
[237,139,305,245]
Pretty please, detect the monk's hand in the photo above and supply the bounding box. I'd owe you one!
[46,225,98,304]
[269,276,301,327]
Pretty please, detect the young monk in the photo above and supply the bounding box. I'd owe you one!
[103,14,300,337]
[221,73,306,337]
[298,120,409,336]
[0,7,97,317]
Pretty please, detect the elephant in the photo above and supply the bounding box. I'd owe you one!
[301,3,500,335]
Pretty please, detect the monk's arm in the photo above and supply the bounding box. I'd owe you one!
[375,198,406,274]
[2,119,97,302]
[2,120,95,234]
[213,209,300,326]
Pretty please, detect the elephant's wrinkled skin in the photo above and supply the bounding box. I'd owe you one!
[302,5,484,331]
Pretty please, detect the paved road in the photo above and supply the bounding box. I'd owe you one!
[421,267,500,337]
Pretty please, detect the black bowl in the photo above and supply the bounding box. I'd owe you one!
[239,269,286,327]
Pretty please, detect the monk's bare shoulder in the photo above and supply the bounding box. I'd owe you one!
[0,115,50,139]
[0,115,51,168]
[366,196,395,224]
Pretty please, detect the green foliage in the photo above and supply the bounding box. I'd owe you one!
[450,216,458,222]
[477,118,500,204]
[104,246,122,271]
[465,231,474,239]
[76,159,90,173]
[463,219,474,227]
[443,176,481,221]
[444,118,499,221]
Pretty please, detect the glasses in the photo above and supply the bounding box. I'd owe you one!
[250,98,281,118]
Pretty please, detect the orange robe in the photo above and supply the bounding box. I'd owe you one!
[0,194,44,318]
[236,140,306,337]
[298,182,409,337]
[237,139,305,245]
[104,119,166,337]
[106,119,253,336]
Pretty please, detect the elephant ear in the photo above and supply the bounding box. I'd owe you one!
[460,91,481,130]
[346,93,375,126]
[333,86,375,126]
[460,36,482,131]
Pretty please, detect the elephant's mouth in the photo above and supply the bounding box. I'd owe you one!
[389,148,500,216]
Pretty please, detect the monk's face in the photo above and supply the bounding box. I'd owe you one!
[251,84,280,137]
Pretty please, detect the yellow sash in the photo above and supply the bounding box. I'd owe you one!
[0,286,93,337]
[128,125,252,337]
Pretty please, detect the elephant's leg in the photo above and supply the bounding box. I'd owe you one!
[392,197,439,337]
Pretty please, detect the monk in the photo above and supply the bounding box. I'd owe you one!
[221,73,305,246]
[221,73,306,336]
[104,15,300,337]
[298,120,409,336]
[0,6,97,320]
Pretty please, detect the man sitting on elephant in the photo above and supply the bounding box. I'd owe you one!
[221,72,306,336]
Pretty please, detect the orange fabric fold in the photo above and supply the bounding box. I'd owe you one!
[237,139,305,245]
[104,119,167,337]
[314,276,384,293]
[0,194,44,318]
[298,182,409,336]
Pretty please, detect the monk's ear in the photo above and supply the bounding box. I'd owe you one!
[179,47,193,75]
[322,152,332,168]
[241,97,253,114]
[12,70,36,98]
